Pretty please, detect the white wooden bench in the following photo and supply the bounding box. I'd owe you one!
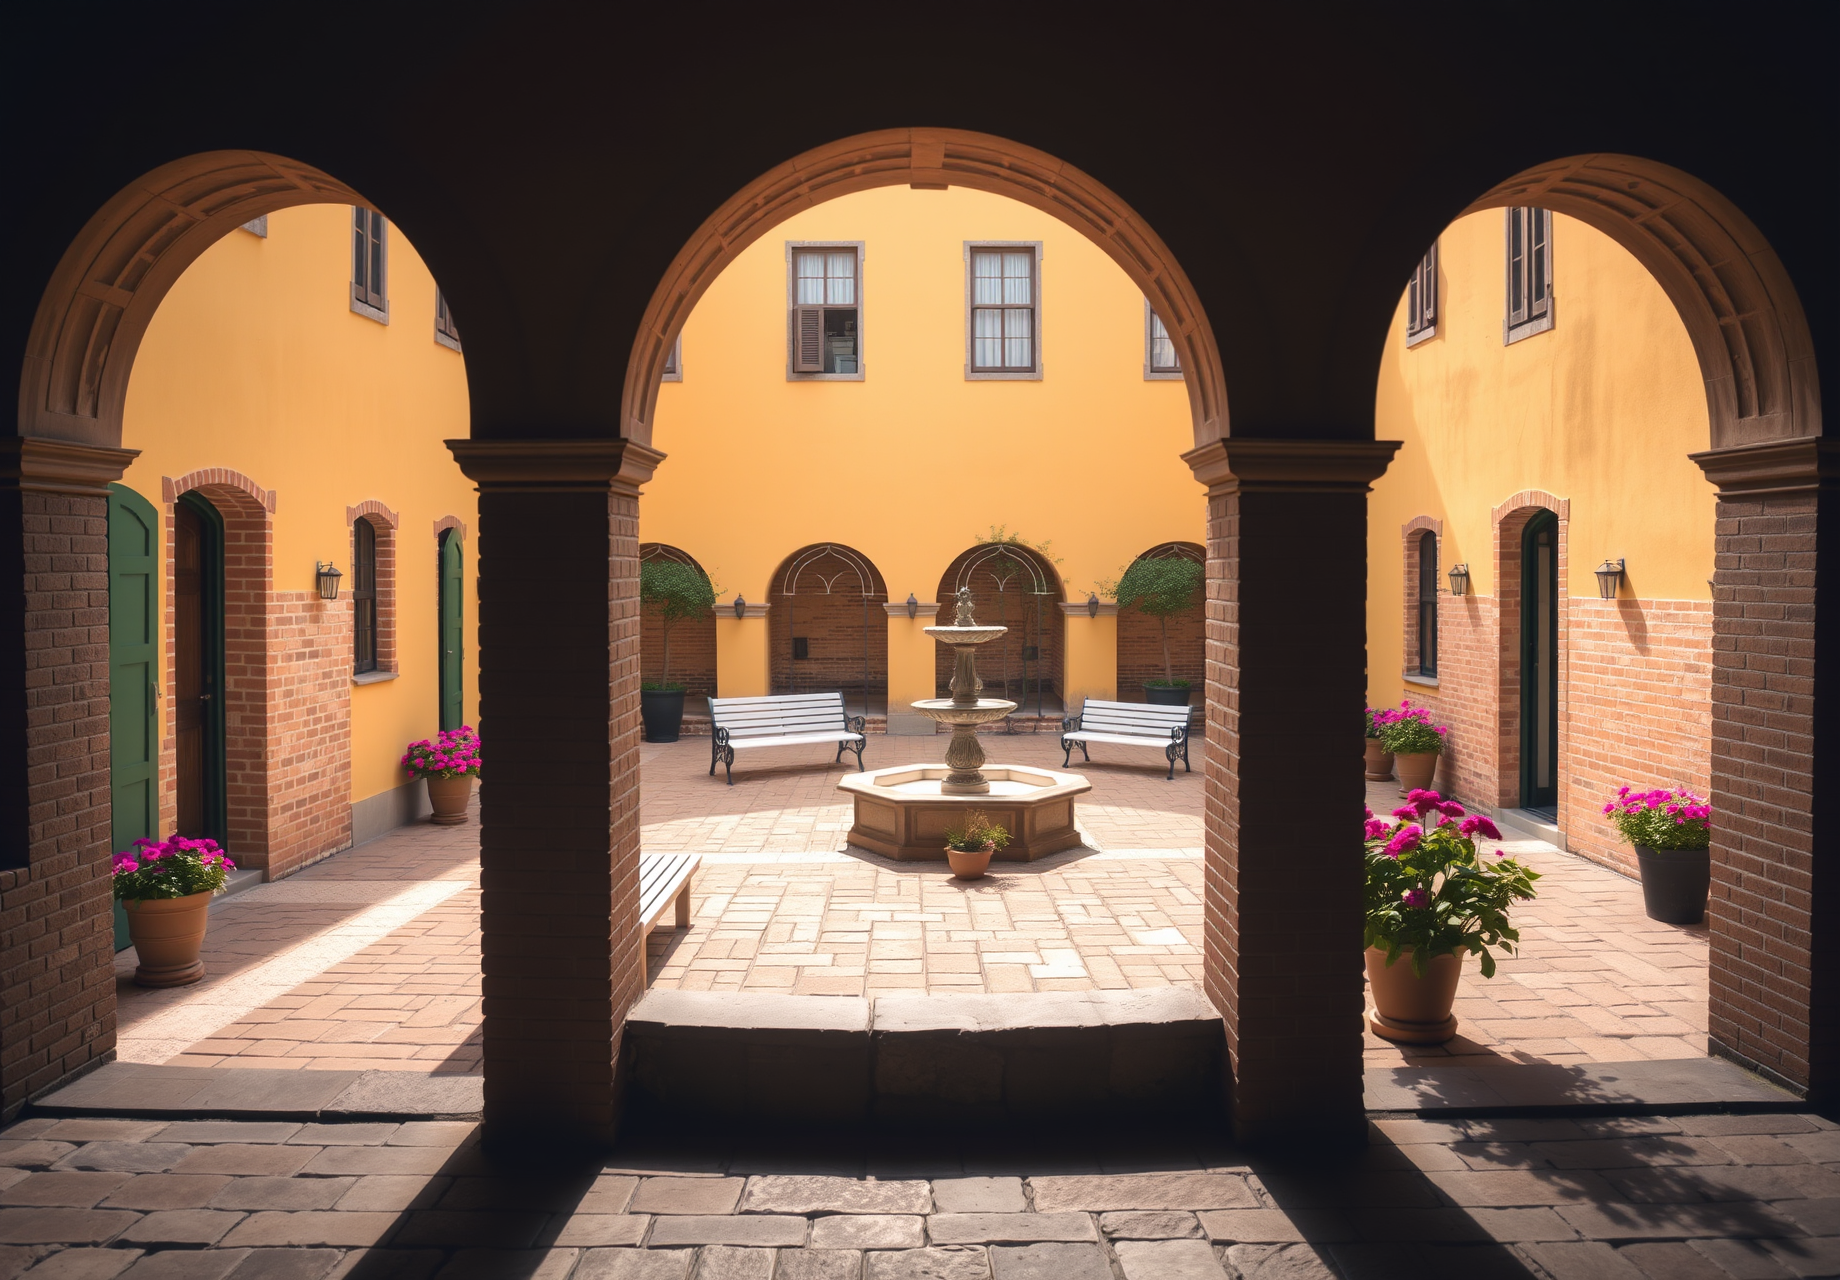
[708,691,866,784]
[1061,698,1192,780]
[639,852,699,981]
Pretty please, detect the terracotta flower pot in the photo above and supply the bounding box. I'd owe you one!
[122,892,213,988]
[1366,945,1464,1044]
[946,842,996,880]
[1394,751,1439,794]
[1364,737,1394,782]
[426,774,474,825]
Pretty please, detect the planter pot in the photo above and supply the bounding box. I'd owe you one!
[1394,750,1440,794]
[122,892,213,988]
[641,688,687,743]
[1364,737,1395,782]
[1635,845,1711,925]
[1366,945,1464,1044]
[946,842,996,880]
[426,774,474,826]
[1144,684,1192,707]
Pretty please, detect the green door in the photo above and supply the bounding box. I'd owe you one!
[108,484,160,950]
[439,531,464,730]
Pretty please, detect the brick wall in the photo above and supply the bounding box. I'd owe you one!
[933,545,1063,700]
[263,591,353,878]
[771,545,888,701]
[1118,604,1204,696]
[638,545,716,696]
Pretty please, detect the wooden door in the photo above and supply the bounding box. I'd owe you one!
[174,495,224,840]
[1520,512,1559,813]
[439,531,464,730]
[108,484,160,950]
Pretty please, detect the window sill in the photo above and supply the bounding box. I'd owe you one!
[353,670,400,685]
[786,370,865,382]
[965,369,1043,382]
[434,328,462,353]
[1402,672,1440,688]
[1405,324,1438,348]
[1143,368,1184,381]
[350,296,390,325]
[1504,306,1555,345]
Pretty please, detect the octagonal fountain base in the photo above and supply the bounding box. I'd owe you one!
[839,763,1093,862]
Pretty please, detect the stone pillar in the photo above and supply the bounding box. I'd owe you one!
[1058,600,1119,713]
[0,438,138,1122]
[1183,437,1399,1144]
[447,437,662,1150]
[715,600,770,699]
[883,600,940,735]
[1691,439,1840,1100]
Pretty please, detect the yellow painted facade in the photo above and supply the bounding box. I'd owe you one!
[120,205,476,812]
[646,186,1201,714]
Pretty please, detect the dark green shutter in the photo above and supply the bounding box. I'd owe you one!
[439,532,464,730]
[108,484,160,950]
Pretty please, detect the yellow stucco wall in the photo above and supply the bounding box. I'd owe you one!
[1367,210,1716,710]
[645,185,1202,708]
[120,205,477,807]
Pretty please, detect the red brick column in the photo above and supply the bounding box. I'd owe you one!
[448,438,662,1150]
[1692,439,1840,1100]
[0,439,137,1121]
[1183,437,1398,1143]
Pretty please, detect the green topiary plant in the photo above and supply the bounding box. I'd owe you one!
[1100,555,1205,687]
[943,810,1012,854]
[640,558,718,691]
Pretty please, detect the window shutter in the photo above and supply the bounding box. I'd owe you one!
[1423,241,1438,329]
[794,305,824,372]
[1507,209,1528,327]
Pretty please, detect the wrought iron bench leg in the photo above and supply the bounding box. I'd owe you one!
[1166,742,1178,781]
[852,740,865,770]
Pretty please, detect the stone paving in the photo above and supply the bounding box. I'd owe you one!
[7,1112,1840,1278]
[114,737,1706,1074]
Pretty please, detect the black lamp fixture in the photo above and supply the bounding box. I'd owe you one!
[1087,592,1101,618]
[733,595,747,619]
[1594,558,1626,600]
[1447,563,1469,597]
[315,561,343,601]
[906,592,918,619]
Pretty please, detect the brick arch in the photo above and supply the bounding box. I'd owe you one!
[1491,494,1571,814]
[768,543,888,712]
[1116,541,1207,700]
[345,500,398,529]
[934,542,1063,707]
[163,468,276,514]
[637,543,716,698]
[432,515,468,542]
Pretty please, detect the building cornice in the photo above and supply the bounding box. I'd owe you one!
[1182,438,1400,494]
[0,437,139,495]
[1689,437,1840,496]
[445,438,666,494]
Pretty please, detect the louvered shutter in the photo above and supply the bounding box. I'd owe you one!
[1507,209,1528,327]
[794,306,825,372]
[1423,241,1438,329]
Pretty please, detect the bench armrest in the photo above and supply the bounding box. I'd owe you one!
[844,715,866,735]
[1061,715,1082,733]
[1169,725,1188,744]
[713,726,731,748]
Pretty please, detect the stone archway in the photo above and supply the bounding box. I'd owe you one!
[1115,541,1206,704]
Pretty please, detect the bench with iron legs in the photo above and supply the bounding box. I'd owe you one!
[708,691,866,785]
[639,851,699,981]
[1061,698,1192,780]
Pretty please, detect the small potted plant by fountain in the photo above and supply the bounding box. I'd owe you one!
[1364,792,1540,1043]
[1605,785,1712,924]
[113,835,236,987]
[403,726,482,825]
[1376,699,1447,794]
[1101,554,1204,706]
[1364,705,1394,781]
[942,810,1010,880]
[640,557,718,742]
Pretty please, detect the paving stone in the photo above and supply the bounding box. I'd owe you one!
[777,1250,864,1280]
[928,1215,1097,1245]
[432,1249,581,1280]
[282,1125,399,1146]
[988,1243,1110,1280]
[630,1178,747,1215]
[552,1216,651,1247]
[695,1246,777,1280]
[1518,1242,1648,1280]
[0,1173,130,1207]
[223,1250,344,1280]
[321,1249,444,1280]
[1195,1212,1304,1245]
[574,1250,695,1280]
[297,1147,454,1177]
[210,1176,356,1211]
[930,1179,1026,1215]
[385,1123,479,1148]
[220,1211,401,1248]
[1759,1239,1840,1280]
[740,1177,931,1215]
[394,1211,551,1250]
[1772,1198,1840,1237]
[53,1145,193,1174]
[1113,1239,1226,1280]
[1221,1244,1337,1280]
[1679,1116,1823,1137]
[0,1210,139,1245]
[173,1146,318,1177]
[0,1168,27,1192]
[1029,1175,1254,1213]
[1099,1212,1202,1240]
[648,1217,808,1247]
[1461,1208,1580,1242]
[864,1246,990,1280]
[118,1209,245,1246]
[0,1144,78,1170]
[810,1216,925,1249]
[579,1176,640,1215]
[100,1175,235,1210]
[1422,1169,1620,1206]
[1661,1240,1782,1279]
[333,1176,450,1213]
[16,1248,142,1279]
[156,1125,303,1145]
[38,1123,168,1144]
[118,1250,252,1280]
[1556,1201,1803,1242]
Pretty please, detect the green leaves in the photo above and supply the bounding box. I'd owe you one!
[639,559,717,623]
[1365,809,1540,979]
[1100,556,1204,620]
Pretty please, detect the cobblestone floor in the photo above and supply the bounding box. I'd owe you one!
[6,1112,1840,1279]
[113,738,1706,1074]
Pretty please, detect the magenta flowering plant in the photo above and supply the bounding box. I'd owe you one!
[112,835,235,902]
[1373,699,1449,756]
[402,726,482,780]
[1364,789,1540,977]
[1604,786,1710,852]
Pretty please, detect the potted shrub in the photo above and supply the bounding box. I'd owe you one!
[943,810,1010,880]
[1364,792,1540,1043]
[1605,786,1712,924]
[1364,706,1395,781]
[1376,699,1447,794]
[403,726,482,825]
[640,557,718,742]
[113,836,236,987]
[1102,554,1204,706]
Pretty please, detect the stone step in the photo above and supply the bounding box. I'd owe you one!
[1364,1056,1799,1117]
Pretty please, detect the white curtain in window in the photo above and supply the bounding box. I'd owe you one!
[796,252,825,305]
[1003,307,1032,369]
[973,308,1003,368]
[973,251,1003,305]
[1002,252,1031,305]
[826,252,855,305]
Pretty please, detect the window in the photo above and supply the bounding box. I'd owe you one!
[788,244,862,377]
[353,518,377,675]
[1504,207,1553,343]
[661,335,682,382]
[351,207,388,323]
[967,244,1041,377]
[1406,241,1438,346]
[1145,302,1182,379]
[1416,530,1438,677]
[434,289,461,351]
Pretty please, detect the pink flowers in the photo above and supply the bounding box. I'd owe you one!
[1401,888,1430,909]
[1603,784,1711,852]
[1384,825,1423,857]
[112,834,234,903]
[1459,814,1502,841]
[1364,818,1390,841]
[403,727,483,780]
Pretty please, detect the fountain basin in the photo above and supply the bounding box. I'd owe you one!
[839,763,1092,861]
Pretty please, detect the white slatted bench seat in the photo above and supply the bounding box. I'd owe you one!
[639,852,699,981]
[1061,698,1193,780]
[708,691,866,785]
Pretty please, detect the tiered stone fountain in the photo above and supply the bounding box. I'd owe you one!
[839,587,1090,860]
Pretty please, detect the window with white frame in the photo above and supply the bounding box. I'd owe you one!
[1504,207,1553,343]
[789,245,861,376]
[351,207,388,323]
[1145,302,1181,378]
[1406,241,1438,346]
[967,244,1040,377]
[434,289,461,351]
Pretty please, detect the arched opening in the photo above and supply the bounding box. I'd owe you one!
[934,542,1065,720]
[768,543,887,719]
[639,543,718,706]
[1114,541,1206,705]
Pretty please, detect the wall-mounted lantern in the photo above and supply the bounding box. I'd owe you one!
[906,592,919,618]
[315,562,343,601]
[1087,592,1101,618]
[733,595,747,619]
[1594,558,1626,601]
[1447,563,1470,597]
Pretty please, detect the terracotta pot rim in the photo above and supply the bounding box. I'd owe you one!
[120,890,216,909]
